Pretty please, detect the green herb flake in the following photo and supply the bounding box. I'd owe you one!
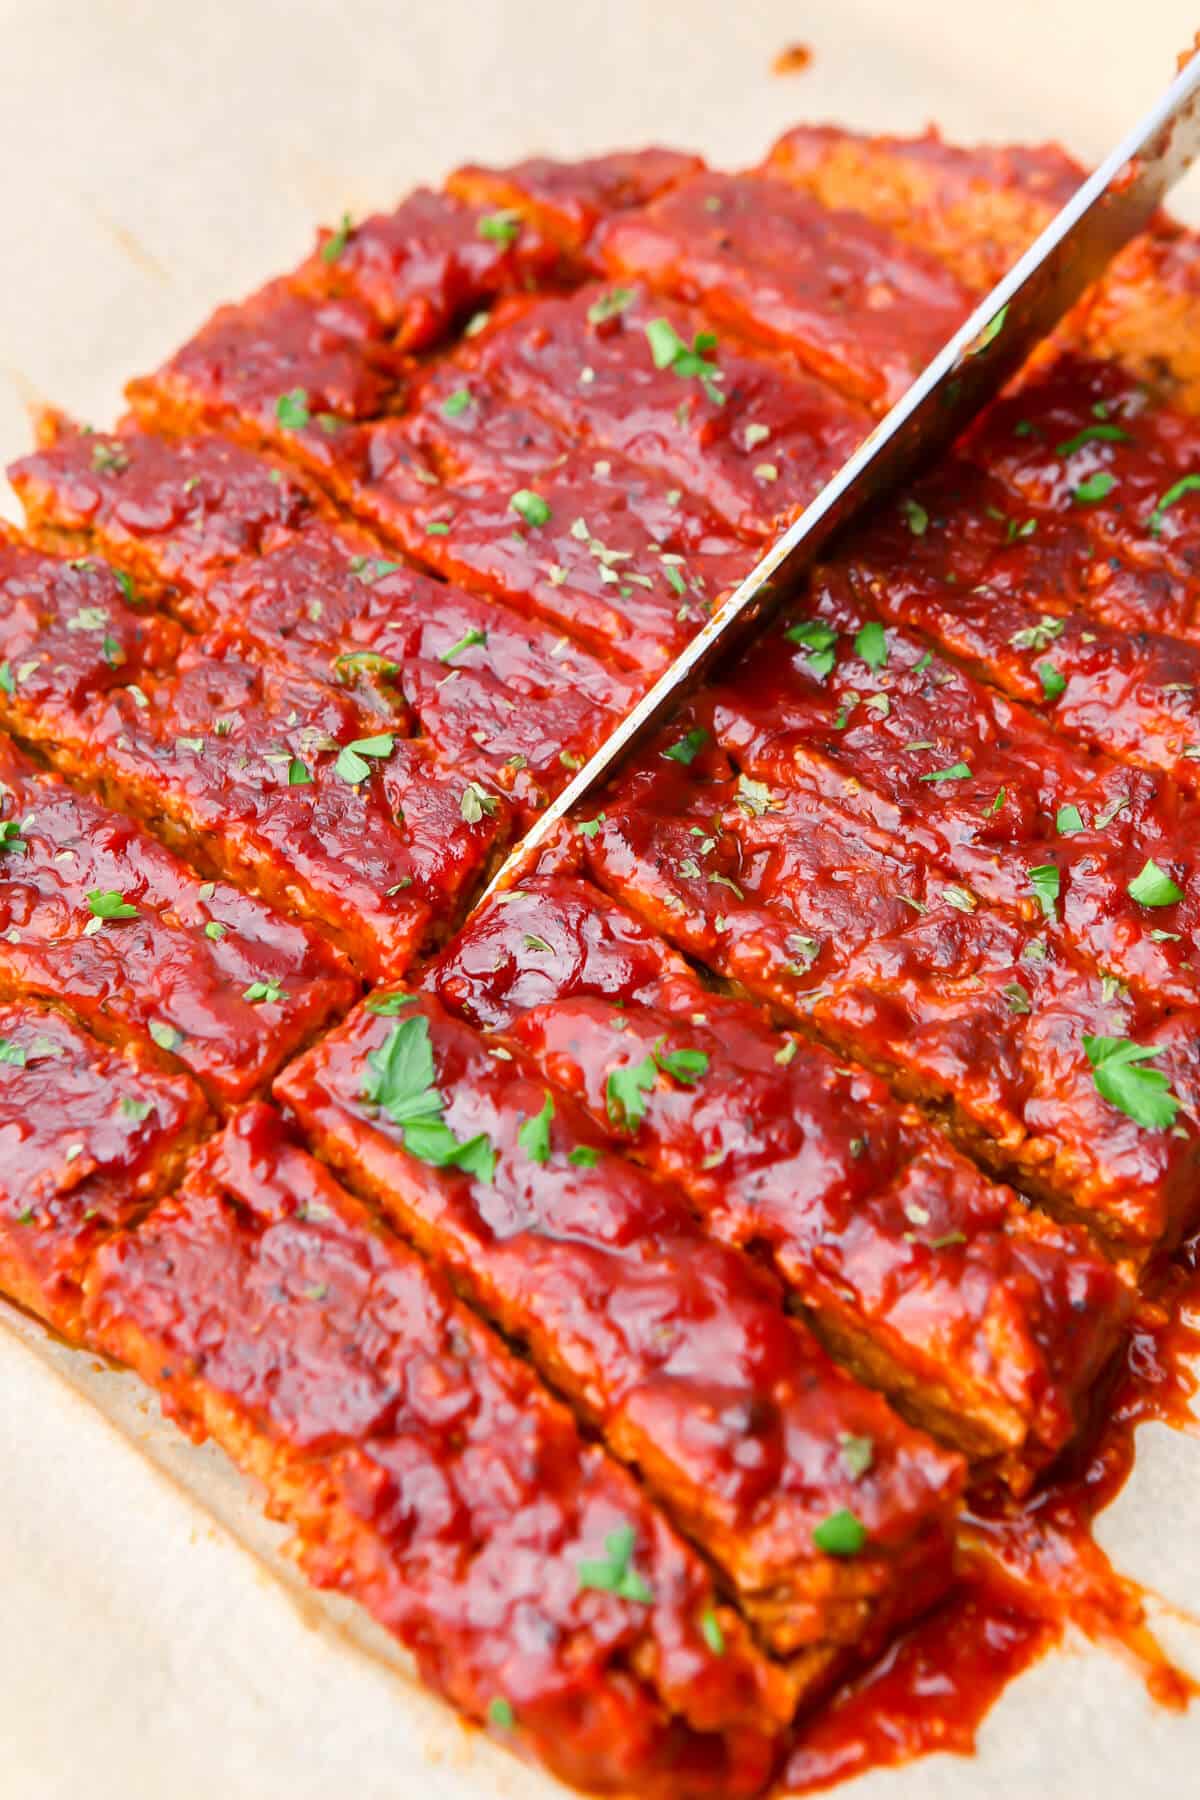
[334,733,395,785]
[785,617,839,683]
[287,757,313,786]
[605,1056,658,1131]
[919,761,971,784]
[517,1092,554,1165]
[148,1019,182,1053]
[1056,423,1131,456]
[577,814,605,839]
[662,727,708,766]
[363,1012,497,1181]
[643,317,725,405]
[1083,1034,1181,1130]
[1148,473,1200,537]
[119,1095,154,1122]
[1028,863,1061,920]
[654,1043,709,1085]
[509,488,551,528]
[838,1432,874,1480]
[1037,660,1067,702]
[972,303,1008,352]
[700,1609,726,1655]
[487,1698,515,1731]
[320,211,354,263]
[243,977,285,1005]
[578,1524,654,1603]
[587,287,635,325]
[438,625,487,664]
[477,208,522,244]
[460,781,500,823]
[1127,858,1184,908]
[1056,804,1085,835]
[440,387,472,418]
[0,1038,28,1068]
[365,991,417,1016]
[203,920,226,941]
[854,620,889,670]
[812,1508,867,1558]
[1071,470,1116,505]
[568,1145,601,1168]
[275,388,311,431]
[901,496,929,536]
[87,888,138,921]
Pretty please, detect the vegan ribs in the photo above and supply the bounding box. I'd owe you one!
[3,121,1199,1798]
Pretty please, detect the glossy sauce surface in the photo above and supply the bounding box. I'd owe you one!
[85,1102,788,1799]
[276,991,963,1666]
[0,737,353,1101]
[597,171,973,411]
[429,876,1132,1475]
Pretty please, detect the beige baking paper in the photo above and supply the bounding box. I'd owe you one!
[2,2,1200,1794]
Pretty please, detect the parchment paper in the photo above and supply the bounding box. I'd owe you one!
[2,4,1200,1794]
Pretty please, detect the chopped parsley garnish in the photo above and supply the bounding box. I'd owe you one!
[1010,615,1064,652]
[91,440,129,475]
[364,991,417,1015]
[363,1013,496,1180]
[785,618,838,680]
[735,774,775,816]
[86,888,138,921]
[643,318,725,406]
[509,488,551,528]
[0,1038,27,1067]
[275,388,311,431]
[148,1019,182,1052]
[243,977,285,1005]
[1028,863,1061,919]
[334,733,395,785]
[662,727,708,765]
[438,625,487,663]
[0,662,14,698]
[700,1609,726,1655]
[1083,1034,1180,1129]
[1071,470,1115,505]
[812,1508,867,1558]
[838,1432,874,1480]
[0,818,27,856]
[972,303,1008,352]
[517,1092,554,1165]
[654,1044,709,1084]
[901,497,929,536]
[1127,858,1184,907]
[1148,473,1200,537]
[854,620,888,670]
[587,287,635,325]
[440,387,472,418]
[1037,660,1066,702]
[460,781,500,823]
[287,758,313,785]
[477,208,522,244]
[1056,804,1085,835]
[578,1525,654,1603]
[568,1145,601,1168]
[1003,980,1032,1015]
[577,815,605,838]
[119,1096,154,1122]
[1056,423,1130,456]
[919,761,971,784]
[605,1055,658,1130]
[487,1698,515,1731]
[203,920,226,940]
[320,211,354,263]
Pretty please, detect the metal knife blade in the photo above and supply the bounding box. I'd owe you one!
[474,45,1200,907]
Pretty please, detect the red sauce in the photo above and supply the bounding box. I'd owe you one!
[775,1247,1200,1792]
